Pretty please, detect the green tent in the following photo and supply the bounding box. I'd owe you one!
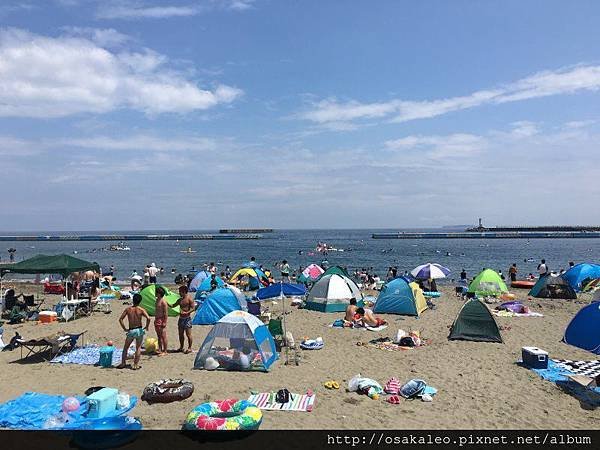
[448,299,503,343]
[319,265,351,279]
[0,254,99,277]
[467,269,508,296]
[139,284,181,317]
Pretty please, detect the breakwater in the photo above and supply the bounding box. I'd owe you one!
[0,234,263,242]
[372,231,600,239]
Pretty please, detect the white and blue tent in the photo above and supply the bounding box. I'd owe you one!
[188,270,211,292]
[192,286,247,325]
[194,310,278,372]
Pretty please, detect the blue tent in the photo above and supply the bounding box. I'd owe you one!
[188,271,211,292]
[256,283,307,300]
[562,263,600,292]
[193,276,225,299]
[192,287,248,325]
[373,277,428,316]
[563,302,600,354]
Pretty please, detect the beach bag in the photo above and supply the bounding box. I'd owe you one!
[399,336,416,347]
[276,388,290,404]
[399,379,427,399]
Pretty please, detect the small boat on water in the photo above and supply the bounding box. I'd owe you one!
[180,247,196,253]
[109,242,130,251]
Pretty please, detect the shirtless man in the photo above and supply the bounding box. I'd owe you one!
[174,285,196,353]
[344,298,358,322]
[154,286,169,356]
[117,293,150,370]
[355,307,386,327]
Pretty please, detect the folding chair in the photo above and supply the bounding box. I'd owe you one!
[17,331,87,361]
[268,317,299,366]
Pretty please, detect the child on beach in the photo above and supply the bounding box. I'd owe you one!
[154,286,169,356]
[173,285,196,354]
[117,293,150,370]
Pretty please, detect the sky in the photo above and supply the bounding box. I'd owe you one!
[1,0,600,231]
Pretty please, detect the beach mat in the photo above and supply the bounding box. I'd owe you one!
[247,392,315,412]
[51,345,133,366]
[492,310,544,318]
[529,360,600,408]
[552,359,600,378]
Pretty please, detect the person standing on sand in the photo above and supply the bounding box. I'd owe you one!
[173,285,196,354]
[154,286,169,356]
[117,293,150,370]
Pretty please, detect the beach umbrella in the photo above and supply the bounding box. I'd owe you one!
[411,263,450,280]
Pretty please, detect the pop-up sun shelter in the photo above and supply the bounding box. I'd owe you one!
[193,276,225,299]
[139,284,181,316]
[528,275,577,299]
[305,273,362,312]
[374,277,428,316]
[561,263,600,292]
[192,286,247,325]
[188,270,211,292]
[467,269,508,297]
[448,299,503,343]
[229,267,269,290]
[563,302,600,354]
[194,310,278,371]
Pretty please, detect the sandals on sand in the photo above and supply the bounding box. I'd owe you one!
[324,380,340,390]
[387,395,401,404]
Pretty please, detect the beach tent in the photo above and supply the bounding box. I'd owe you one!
[467,269,508,296]
[448,299,503,343]
[192,286,247,325]
[562,263,600,292]
[139,284,181,316]
[194,310,278,371]
[305,273,363,312]
[528,275,577,299]
[256,282,307,301]
[188,270,211,292]
[229,267,269,290]
[193,276,225,299]
[563,302,600,354]
[297,264,324,283]
[320,265,351,279]
[374,277,428,316]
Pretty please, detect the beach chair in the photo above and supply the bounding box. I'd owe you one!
[17,331,87,361]
[268,317,300,366]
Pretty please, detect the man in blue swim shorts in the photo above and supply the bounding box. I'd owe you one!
[174,285,196,354]
[118,293,150,370]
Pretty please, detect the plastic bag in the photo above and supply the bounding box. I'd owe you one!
[116,393,130,409]
[395,329,407,344]
[348,374,362,392]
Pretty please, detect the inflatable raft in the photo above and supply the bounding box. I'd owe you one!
[511,280,535,289]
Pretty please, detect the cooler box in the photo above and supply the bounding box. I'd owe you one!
[39,311,57,323]
[522,346,548,369]
[98,346,114,368]
[87,387,118,418]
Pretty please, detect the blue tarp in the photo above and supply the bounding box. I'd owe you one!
[256,283,307,300]
[0,392,138,430]
[530,360,600,407]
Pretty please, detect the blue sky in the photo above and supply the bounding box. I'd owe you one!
[1,0,600,230]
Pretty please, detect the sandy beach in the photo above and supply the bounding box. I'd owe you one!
[0,282,598,430]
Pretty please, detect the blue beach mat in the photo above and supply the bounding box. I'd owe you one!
[51,345,133,366]
[0,392,139,430]
[529,360,600,408]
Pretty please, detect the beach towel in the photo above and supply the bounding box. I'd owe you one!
[362,336,426,352]
[528,360,600,408]
[329,321,387,331]
[299,340,324,350]
[492,310,544,318]
[552,359,600,378]
[50,345,134,366]
[247,392,315,412]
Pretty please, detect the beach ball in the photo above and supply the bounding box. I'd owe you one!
[62,397,80,413]
[145,338,158,353]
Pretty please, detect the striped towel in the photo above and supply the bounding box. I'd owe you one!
[247,392,315,412]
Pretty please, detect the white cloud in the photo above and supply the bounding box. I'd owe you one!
[300,65,600,127]
[96,3,201,20]
[61,27,132,47]
[385,133,487,160]
[60,134,222,152]
[0,28,243,118]
[508,121,540,138]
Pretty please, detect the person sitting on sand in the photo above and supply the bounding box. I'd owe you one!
[117,293,150,370]
[345,298,358,322]
[173,285,196,354]
[354,307,386,328]
[154,286,169,356]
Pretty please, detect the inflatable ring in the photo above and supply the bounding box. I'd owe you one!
[184,399,262,431]
[500,293,516,301]
[423,291,441,298]
[141,379,194,404]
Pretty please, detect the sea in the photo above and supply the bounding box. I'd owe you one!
[1,229,599,284]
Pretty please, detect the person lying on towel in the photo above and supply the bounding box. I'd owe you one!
[355,307,386,328]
